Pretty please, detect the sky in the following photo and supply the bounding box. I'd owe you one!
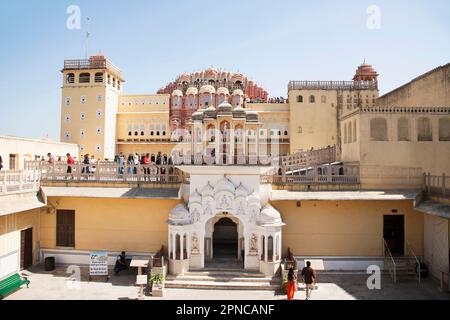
[0,0,449,140]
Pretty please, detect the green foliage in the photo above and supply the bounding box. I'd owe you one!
[150,273,165,285]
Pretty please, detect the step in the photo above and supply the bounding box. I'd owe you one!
[164,280,280,290]
[167,275,278,283]
[184,270,267,277]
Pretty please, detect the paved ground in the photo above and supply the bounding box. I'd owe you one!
[4,265,450,300]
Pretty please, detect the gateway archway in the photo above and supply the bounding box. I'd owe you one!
[213,217,238,259]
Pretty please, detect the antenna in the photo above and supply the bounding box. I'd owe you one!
[85,17,91,59]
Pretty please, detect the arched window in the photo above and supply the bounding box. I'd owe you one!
[284,130,288,136]
[348,122,353,143]
[417,117,432,141]
[370,118,388,141]
[66,73,75,84]
[321,95,326,103]
[134,131,138,136]
[268,236,274,262]
[297,95,303,103]
[439,117,450,141]
[397,118,410,141]
[343,123,348,144]
[79,73,90,83]
[94,72,103,83]
[128,131,132,136]
[309,95,315,103]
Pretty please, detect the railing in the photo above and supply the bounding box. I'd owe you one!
[25,161,183,184]
[263,164,360,185]
[383,238,397,283]
[0,170,41,196]
[171,154,277,166]
[63,58,123,78]
[406,240,421,285]
[288,80,378,91]
[281,145,336,167]
[424,173,450,197]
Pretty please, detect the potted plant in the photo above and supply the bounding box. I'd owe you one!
[150,272,165,297]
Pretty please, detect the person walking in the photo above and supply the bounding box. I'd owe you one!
[0,155,3,171]
[286,267,297,300]
[66,153,75,179]
[301,261,317,300]
[118,153,125,175]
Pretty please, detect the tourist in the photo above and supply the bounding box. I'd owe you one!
[133,153,140,174]
[66,153,75,179]
[47,152,55,164]
[143,153,150,177]
[286,267,297,300]
[81,154,90,175]
[118,153,125,175]
[89,155,97,174]
[0,155,3,170]
[114,251,129,275]
[126,154,134,174]
[301,261,317,300]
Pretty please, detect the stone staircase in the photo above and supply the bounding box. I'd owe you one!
[165,259,280,290]
[393,256,418,281]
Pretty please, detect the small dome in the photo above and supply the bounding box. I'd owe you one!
[246,111,259,122]
[353,62,378,81]
[258,205,283,226]
[204,105,217,118]
[217,87,230,95]
[231,72,245,81]
[186,87,198,95]
[199,85,216,94]
[232,104,246,118]
[214,177,235,194]
[192,111,204,121]
[232,89,244,96]
[172,89,183,97]
[189,189,202,205]
[217,102,232,114]
[178,73,191,82]
[201,182,214,197]
[167,204,192,225]
[235,182,248,197]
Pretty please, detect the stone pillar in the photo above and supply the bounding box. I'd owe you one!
[172,232,176,260]
[264,235,268,262]
[168,232,172,259]
[272,234,276,262]
[180,234,184,260]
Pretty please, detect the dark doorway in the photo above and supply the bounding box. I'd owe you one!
[56,210,75,247]
[384,215,404,256]
[213,217,238,258]
[20,228,33,270]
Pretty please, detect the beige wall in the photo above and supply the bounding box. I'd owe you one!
[347,111,450,175]
[424,214,449,279]
[273,199,424,257]
[60,68,122,160]
[0,136,78,170]
[41,197,181,253]
[288,90,338,153]
[377,63,450,107]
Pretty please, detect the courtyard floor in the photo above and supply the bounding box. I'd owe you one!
[4,265,450,300]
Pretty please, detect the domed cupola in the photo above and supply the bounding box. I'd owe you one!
[214,176,235,194]
[257,204,284,227]
[167,204,192,226]
[186,87,198,96]
[353,61,378,82]
[217,87,230,96]
[204,104,217,119]
[246,110,259,122]
[192,110,204,121]
[172,89,183,97]
[199,85,216,95]
[217,102,233,115]
[232,104,246,118]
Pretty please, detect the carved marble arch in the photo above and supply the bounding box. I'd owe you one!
[220,121,231,142]
[187,177,261,225]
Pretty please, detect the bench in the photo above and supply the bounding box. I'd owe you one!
[0,273,30,299]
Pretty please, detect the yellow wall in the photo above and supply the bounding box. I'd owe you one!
[272,199,424,256]
[40,197,181,253]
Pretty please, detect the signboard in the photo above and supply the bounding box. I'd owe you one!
[89,251,109,276]
[136,275,148,285]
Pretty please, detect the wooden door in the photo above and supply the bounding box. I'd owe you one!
[20,228,33,270]
[56,210,75,247]
[383,215,404,256]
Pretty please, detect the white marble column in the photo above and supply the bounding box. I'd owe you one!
[264,235,268,262]
[180,234,184,260]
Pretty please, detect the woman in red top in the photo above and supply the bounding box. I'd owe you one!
[142,153,150,177]
[66,153,75,179]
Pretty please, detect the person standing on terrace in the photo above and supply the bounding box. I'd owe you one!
[66,153,75,179]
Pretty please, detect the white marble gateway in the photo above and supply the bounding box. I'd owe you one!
[167,166,284,276]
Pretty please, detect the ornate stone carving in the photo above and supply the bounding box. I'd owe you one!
[249,233,258,255]
[191,233,200,255]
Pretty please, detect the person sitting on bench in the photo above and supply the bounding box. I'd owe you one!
[114,251,129,275]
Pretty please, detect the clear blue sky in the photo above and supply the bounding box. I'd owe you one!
[0,0,449,140]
